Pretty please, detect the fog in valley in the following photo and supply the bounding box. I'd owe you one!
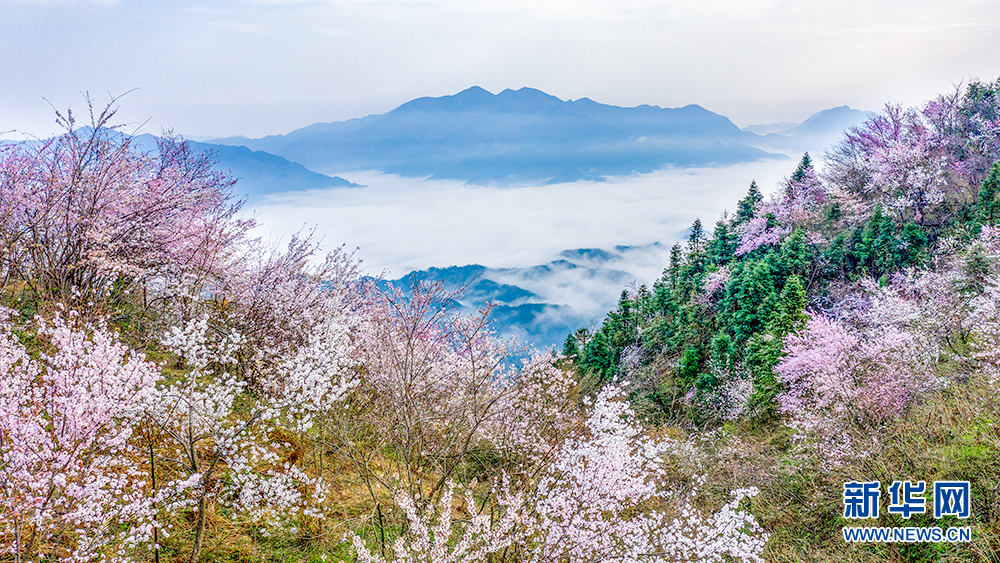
[246,158,797,322]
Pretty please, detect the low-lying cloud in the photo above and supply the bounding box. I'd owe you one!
[247,158,795,276]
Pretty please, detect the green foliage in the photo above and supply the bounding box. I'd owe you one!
[706,220,738,265]
[855,207,898,278]
[790,153,812,184]
[678,346,702,388]
[736,181,763,223]
[976,163,1000,223]
[562,333,580,358]
[770,274,808,336]
[776,227,812,280]
[581,331,615,380]
[688,218,706,251]
[744,275,808,422]
[605,291,639,356]
[709,332,733,372]
[723,260,777,346]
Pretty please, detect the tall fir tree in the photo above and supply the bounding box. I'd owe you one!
[790,153,812,183]
[736,181,763,223]
[563,333,581,359]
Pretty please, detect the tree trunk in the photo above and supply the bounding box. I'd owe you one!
[189,494,207,563]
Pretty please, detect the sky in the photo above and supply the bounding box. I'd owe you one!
[2,0,1000,139]
[4,0,998,319]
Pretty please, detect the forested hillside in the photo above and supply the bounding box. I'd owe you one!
[2,79,1000,563]
[565,78,1000,558]
[572,78,1000,427]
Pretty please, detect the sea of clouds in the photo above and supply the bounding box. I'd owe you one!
[245,158,798,320]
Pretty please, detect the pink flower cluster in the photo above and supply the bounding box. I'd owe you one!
[348,384,769,563]
[775,312,939,461]
[0,106,248,308]
[528,384,767,563]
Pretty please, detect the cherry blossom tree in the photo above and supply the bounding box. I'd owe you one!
[210,234,360,391]
[924,79,1000,189]
[732,156,828,256]
[824,102,970,227]
[526,384,766,563]
[148,311,358,562]
[0,98,249,315]
[347,481,528,563]
[0,308,160,563]
[774,311,940,461]
[734,217,789,256]
[324,281,523,507]
[700,265,732,304]
[347,384,769,563]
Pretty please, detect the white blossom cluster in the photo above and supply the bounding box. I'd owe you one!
[150,312,357,535]
[349,384,769,563]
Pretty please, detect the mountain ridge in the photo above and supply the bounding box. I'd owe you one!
[205,86,787,185]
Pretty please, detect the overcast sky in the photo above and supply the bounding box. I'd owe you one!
[2,0,999,139]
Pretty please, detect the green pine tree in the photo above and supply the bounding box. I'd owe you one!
[562,333,580,358]
[581,331,615,380]
[723,260,777,346]
[777,227,811,279]
[743,275,809,424]
[790,153,812,183]
[976,163,1000,223]
[706,220,737,265]
[736,181,763,223]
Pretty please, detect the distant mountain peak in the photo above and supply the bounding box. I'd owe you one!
[459,85,491,95]
[396,86,497,112]
[497,87,563,102]
[204,87,785,184]
[785,105,873,137]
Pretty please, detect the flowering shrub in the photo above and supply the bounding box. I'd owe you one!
[349,384,768,563]
[348,482,528,563]
[775,312,940,460]
[483,352,579,464]
[216,235,360,391]
[527,384,766,563]
[700,266,731,303]
[734,217,789,256]
[324,281,526,507]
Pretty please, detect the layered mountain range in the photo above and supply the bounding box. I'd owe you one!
[206,87,870,188]
[379,245,667,350]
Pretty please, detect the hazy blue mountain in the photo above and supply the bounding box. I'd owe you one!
[381,243,671,350]
[375,264,578,350]
[122,133,361,202]
[398,265,537,307]
[782,106,874,138]
[744,106,874,152]
[207,86,786,185]
[186,141,362,202]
